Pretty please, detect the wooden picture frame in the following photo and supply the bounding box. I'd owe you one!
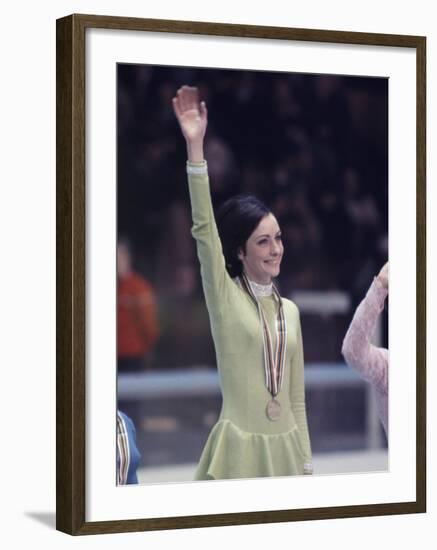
[56,13,426,535]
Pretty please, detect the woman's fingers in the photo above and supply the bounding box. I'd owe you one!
[177,86,189,112]
[181,85,197,111]
[188,86,200,111]
[173,86,207,140]
[176,85,200,114]
[172,96,182,120]
[200,100,208,121]
[377,262,389,289]
[176,86,186,112]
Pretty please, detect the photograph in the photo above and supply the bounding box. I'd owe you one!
[115,64,389,485]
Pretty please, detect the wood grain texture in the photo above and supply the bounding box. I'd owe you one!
[56,15,73,535]
[72,13,423,47]
[56,13,427,535]
[56,14,86,535]
[415,36,426,514]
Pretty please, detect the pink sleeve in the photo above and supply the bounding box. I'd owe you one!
[341,278,389,393]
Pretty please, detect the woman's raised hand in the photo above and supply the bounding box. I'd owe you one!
[172,85,207,145]
[377,262,389,289]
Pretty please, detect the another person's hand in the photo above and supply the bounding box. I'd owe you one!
[377,262,389,289]
[172,85,207,145]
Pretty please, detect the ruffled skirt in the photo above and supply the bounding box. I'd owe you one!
[194,419,306,480]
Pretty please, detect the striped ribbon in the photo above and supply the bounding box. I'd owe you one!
[116,411,130,485]
[240,273,287,397]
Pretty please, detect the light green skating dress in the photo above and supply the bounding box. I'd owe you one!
[187,161,313,480]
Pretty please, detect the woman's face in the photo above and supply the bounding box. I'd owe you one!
[238,213,284,284]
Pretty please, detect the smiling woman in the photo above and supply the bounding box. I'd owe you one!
[215,193,281,282]
[239,213,284,283]
[172,85,312,480]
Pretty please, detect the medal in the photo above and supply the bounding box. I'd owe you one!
[240,273,287,421]
[266,399,281,421]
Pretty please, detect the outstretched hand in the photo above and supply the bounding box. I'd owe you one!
[377,262,389,290]
[172,85,208,145]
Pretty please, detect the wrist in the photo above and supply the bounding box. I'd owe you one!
[186,140,204,163]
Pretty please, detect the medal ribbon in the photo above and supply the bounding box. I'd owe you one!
[240,273,287,397]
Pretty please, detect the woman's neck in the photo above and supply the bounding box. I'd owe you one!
[247,277,273,297]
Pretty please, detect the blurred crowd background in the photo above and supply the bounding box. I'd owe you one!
[116,63,388,481]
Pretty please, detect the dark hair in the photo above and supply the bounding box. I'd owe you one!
[216,194,271,278]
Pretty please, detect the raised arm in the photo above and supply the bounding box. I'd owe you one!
[172,85,207,163]
[172,86,233,319]
[341,263,389,393]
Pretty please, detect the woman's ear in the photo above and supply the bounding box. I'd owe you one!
[237,247,244,261]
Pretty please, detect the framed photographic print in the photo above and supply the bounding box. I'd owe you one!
[56,13,426,535]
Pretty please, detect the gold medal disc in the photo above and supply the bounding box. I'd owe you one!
[266,398,281,421]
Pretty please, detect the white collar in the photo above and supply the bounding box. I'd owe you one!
[248,278,273,297]
[234,276,274,297]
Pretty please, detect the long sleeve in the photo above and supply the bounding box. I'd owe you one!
[289,311,313,473]
[342,278,388,393]
[187,161,234,320]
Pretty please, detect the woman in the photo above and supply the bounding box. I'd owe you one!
[341,262,389,434]
[173,85,312,480]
